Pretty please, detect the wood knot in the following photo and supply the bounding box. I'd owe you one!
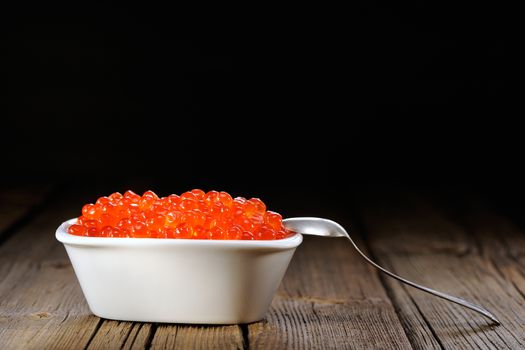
[50,262,70,269]
[31,312,52,319]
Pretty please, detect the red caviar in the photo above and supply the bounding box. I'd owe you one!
[68,190,293,240]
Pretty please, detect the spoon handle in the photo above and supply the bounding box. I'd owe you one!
[344,234,500,324]
[283,217,500,324]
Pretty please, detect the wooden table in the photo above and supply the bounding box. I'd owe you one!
[1,185,525,349]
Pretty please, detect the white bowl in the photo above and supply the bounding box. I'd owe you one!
[56,218,302,324]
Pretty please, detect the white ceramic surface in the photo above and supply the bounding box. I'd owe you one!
[56,218,302,324]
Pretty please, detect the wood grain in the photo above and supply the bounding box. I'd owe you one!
[86,314,245,349]
[358,192,525,349]
[449,198,525,347]
[86,321,154,350]
[150,324,244,349]
[247,220,413,349]
[0,185,52,241]
[0,191,101,349]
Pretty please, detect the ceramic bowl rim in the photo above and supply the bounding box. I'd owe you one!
[56,218,303,249]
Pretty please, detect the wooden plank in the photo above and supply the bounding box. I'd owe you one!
[429,193,525,299]
[86,321,154,350]
[150,324,244,349]
[86,310,244,349]
[0,185,52,241]
[247,218,414,349]
[358,191,525,349]
[446,197,525,340]
[0,190,103,349]
[87,315,244,349]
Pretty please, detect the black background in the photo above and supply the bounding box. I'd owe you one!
[1,3,515,212]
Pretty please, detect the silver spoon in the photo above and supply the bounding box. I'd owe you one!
[283,217,500,325]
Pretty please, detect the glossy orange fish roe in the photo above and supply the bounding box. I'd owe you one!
[68,190,293,240]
